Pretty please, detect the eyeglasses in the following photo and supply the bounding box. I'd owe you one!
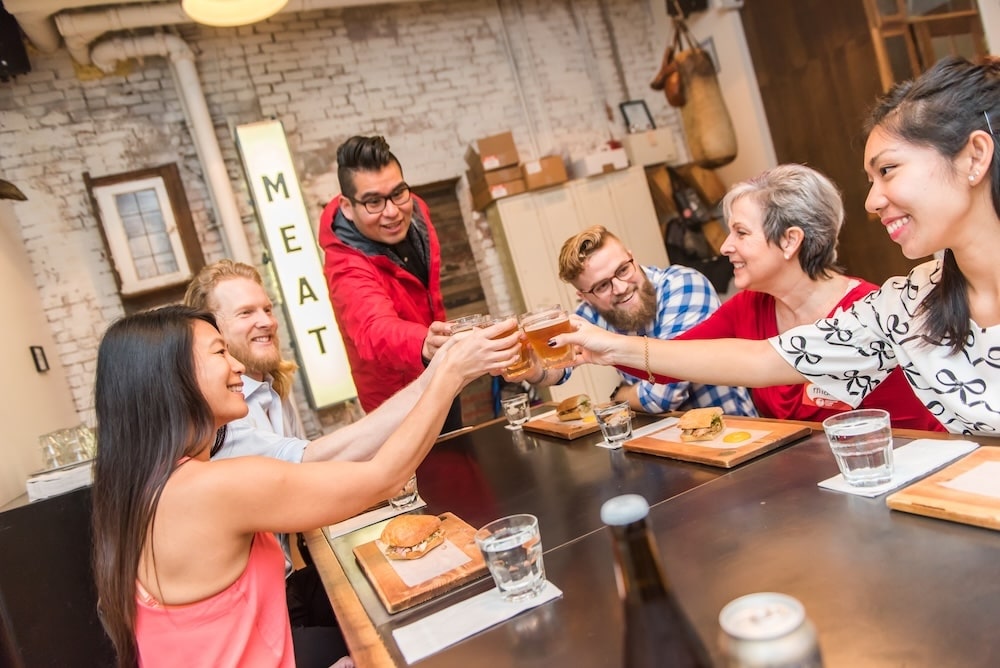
[349,184,411,214]
[580,257,637,298]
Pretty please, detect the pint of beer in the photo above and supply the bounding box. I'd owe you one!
[479,316,537,381]
[520,305,574,370]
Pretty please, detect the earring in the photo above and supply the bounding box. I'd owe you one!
[783,253,790,260]
[970,174,976,183]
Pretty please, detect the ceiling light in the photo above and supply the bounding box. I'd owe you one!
[181,0,289,27]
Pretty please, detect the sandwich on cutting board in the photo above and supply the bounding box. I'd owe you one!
[678,407,726,442]
[380,514,445,560]
[556,394,595,422]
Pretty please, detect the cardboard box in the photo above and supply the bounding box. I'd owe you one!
[466,164,522,189]
[471,178,526,211]
[465,131,519,172]
[622,128,678,167]
[569,147,629,179]
[521,156,568,191]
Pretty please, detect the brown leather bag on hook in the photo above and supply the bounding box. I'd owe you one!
[650,7,738,169]
[650,38,685,107]
[649,17,690,107]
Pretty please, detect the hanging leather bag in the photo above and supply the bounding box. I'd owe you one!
[650,10,738,169]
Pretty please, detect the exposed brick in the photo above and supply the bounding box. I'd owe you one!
[3,0,679,428]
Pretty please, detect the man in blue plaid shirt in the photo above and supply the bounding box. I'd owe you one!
[525,225,756,416]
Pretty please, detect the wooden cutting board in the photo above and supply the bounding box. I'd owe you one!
[522,411,601,440]
[623,417,811,468]
[887,447,1000,531]
[353,512,487,613]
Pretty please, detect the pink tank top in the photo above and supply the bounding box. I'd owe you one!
[134,532,294,667]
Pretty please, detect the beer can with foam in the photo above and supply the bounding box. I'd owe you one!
[718,592,823,667]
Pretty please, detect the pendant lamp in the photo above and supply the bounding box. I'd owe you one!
[181,0,289,27]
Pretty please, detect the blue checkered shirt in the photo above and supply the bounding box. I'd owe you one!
[562,264,757,416]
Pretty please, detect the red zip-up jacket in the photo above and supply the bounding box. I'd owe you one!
[318,194,445,412]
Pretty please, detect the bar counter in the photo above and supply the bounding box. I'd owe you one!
[306,414,1000,667]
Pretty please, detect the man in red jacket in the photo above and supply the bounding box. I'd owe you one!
[319,136,460,432]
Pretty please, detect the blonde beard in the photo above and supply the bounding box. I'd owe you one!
[598,280,658,332]
[230,340,298,399]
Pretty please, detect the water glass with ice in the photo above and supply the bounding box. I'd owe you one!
[822,409,893,487]
[474,513,546,602]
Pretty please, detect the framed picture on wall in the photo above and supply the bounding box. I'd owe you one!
[619,100,656,133]
[84,164,204,308]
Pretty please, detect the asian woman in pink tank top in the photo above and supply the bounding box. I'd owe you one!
[91,305,521,667]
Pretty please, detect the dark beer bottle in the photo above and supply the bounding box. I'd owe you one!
[601,494,712,668]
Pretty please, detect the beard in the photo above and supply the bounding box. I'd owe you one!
[228,336,283,379]
[597,279,657,332]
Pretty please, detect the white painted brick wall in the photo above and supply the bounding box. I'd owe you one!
[1,0,682,436]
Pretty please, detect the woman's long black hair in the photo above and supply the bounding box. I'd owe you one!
[866,56,1000,353]
[91,305,223,667]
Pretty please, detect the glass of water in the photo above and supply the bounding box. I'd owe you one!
[593,401,634,446]
[822,409,893,487]
[475,513,546,602]
[501,393,531,430]
[388,474,419,509]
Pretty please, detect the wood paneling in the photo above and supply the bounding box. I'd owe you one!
[740,0,927,284]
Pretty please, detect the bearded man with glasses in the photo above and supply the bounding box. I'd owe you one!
[524,225,756,417]
[319,135,461,432]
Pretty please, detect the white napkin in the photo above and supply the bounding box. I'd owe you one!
[26,460,93,502]
[392,580,563,664]
[628,416,679,440]
[323,496,428,540]
[818,439,979,498]
[941,461,1000,499]
[375,538,472,587]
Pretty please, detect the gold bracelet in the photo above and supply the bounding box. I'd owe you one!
[643,335,655,383]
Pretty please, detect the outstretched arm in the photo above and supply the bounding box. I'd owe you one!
[552,316,807,389]
[303,319,521,463]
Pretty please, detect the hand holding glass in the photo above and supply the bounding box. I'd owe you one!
[520,305,575,370]
[822,409,893,487]
[480,315,538,381]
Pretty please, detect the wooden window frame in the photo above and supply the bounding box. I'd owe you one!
[84,163,205,312]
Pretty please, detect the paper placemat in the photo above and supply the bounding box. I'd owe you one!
[323,496,428,540]
[818,439,979,498]
[392,580,563,664]
[374,538,472,587]
[628,416,680,440]
[592,416,683,450]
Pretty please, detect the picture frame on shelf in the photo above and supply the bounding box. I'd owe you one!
[619,100,656,133]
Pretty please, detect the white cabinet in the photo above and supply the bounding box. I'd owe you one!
[485,166,669,403]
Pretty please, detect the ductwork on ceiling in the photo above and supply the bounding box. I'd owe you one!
[7,0,427,61]
[4,0,427,263]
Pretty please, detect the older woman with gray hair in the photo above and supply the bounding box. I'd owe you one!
[637,164,943,430]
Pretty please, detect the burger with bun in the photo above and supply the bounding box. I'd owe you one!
[380,514,445,560]
[557,394,593,422]
[678,407,725,442]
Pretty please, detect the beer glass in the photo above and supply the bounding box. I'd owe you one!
[446,314,485,334]
[479,315,537,381]
[520,305,574,370]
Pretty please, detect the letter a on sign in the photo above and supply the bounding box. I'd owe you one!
[235,119,356,407]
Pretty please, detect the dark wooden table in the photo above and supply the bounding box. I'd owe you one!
[306,416,1000,667]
